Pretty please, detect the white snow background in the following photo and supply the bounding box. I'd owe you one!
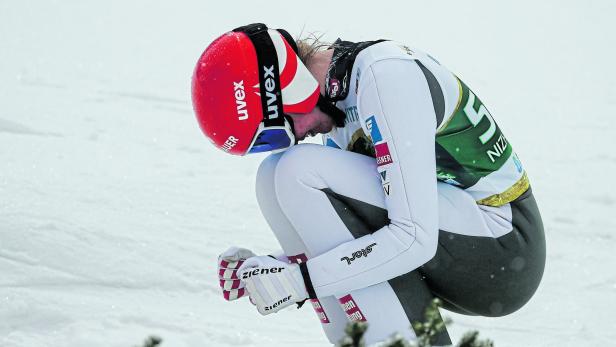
[1,1,615,346]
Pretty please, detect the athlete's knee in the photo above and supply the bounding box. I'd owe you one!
[274,144,328,192]
[276,143,324,175]
[256,153,284,209]
[256,153,283,186]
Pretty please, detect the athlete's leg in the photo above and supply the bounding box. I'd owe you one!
[313,187,448,344]
[257,143,545,344]
[263,144,451,346]
[420,185,546,316]
[256,153,349,345]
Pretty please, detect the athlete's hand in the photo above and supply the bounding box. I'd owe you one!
[238,256,309,315]
[218,247,256,301]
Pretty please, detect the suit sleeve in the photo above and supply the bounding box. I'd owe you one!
[305,58,440,298]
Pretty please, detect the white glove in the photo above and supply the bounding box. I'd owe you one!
[217,247,290,301]
[238,255,315,315]
[218,247,256,301]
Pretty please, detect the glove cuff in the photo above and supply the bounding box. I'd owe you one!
[299,262,317,299]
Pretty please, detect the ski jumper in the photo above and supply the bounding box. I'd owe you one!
[256,40,545,345]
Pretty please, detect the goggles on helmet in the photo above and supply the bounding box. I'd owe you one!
[247,116,296,154]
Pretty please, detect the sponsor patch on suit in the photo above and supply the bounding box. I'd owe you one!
[365,115,383,143]
[375,142,393,166]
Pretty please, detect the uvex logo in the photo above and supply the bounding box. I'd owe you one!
[262,65,280,120]
[340,243,377,265]
[233,80,248,121]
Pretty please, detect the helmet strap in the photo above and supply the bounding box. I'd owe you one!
[276,28,299,54]
[317,94,346,127]
[283,114,299,145]
[233,23,285,129]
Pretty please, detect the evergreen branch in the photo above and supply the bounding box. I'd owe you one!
[337,298,495,347]
[134,336,162,347]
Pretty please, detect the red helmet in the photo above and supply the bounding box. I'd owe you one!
[192,23,320,155]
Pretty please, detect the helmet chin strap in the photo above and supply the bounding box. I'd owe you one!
[283,114,299,145]
[317,94,347,127]
[285,95,344,146]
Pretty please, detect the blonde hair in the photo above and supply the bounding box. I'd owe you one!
[295,32,330,67]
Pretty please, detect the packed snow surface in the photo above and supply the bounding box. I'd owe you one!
[1,1,615,346]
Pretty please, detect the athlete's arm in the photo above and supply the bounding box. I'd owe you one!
[305,57,440,298]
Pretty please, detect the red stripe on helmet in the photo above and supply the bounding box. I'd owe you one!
[279,38,298,90]
[283,88,320,114]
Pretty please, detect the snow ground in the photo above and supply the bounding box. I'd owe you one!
[1,1,615,346]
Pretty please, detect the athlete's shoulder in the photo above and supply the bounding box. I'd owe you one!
[357,42,447,77]
[324,39,403,102]
[356,41,417,64]
[356,43,461,128]
[353,42,437,91]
